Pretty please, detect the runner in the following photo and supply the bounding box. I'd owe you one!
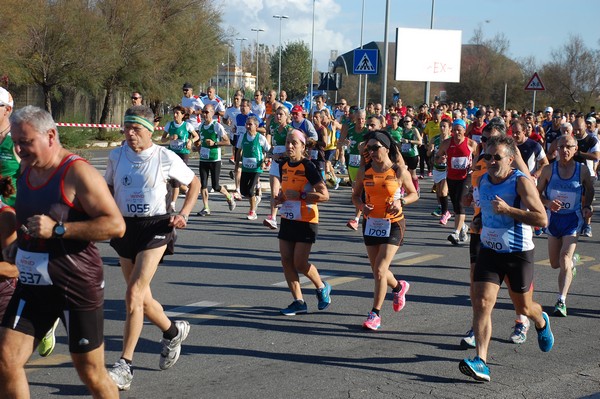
[427,119,452,222]
[398,115,422,194]
[274,130,331,315]
[263,106,293,229]
[223,91,243,164]
[236,116,270,220]
[196,104,236,216]
[105,106,200,391]
[0,105,125,398]
[459,135,554,382]
[0,87,19,207]
[352,130,418,330]
[161,105,199,212]
[537,135,595,317]
[180,82,204,130]
[572,118,599,237]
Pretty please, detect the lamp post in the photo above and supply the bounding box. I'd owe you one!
[250,28,265,91]
[226,43,233,106]
[235,37,247,90]
[309,0,315,112]
[273,15,289,96]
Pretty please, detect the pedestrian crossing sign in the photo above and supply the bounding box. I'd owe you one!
[353,49,378,75]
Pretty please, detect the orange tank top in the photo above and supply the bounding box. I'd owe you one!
[280,159,319,223]
[363,163,403,222]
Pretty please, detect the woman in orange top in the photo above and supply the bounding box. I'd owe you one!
[273,130,331,316]
[352,130,419,330]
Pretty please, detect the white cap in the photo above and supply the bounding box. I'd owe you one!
[586,116,596,124]
[544,106,553,113]
[0,87,13,108]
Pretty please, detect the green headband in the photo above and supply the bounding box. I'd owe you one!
[124,115,154,132]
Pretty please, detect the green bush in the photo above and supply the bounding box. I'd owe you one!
[58,127,95,149]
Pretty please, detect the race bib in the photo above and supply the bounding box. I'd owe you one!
[471,135,481,143]
[280,200,302,220]
[170,139,185,151]
[200,146,211,159]
[16,249,52,285]
[550,189,576,210]
[401,143,411,153]
[123,188,151,216]
[273,145,286,155]
[364,218,391,237]
[242,157,258,169]
[481,227,510,252]
[349,154,361,167]
[451,156,469,170]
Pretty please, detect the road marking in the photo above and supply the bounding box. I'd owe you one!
[164,301,221,318]
[272,275,331,287]
[392,251,420,261]
[26,354,72,374]
[537,255,596,267]
[589,264,600,272]
[325,276,361,286]
[396,254,442,265]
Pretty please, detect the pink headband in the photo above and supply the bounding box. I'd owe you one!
[289,129,306,144]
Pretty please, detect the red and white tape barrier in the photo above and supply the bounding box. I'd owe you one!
[56,122,164,130]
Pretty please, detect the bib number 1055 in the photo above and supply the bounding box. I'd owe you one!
[127,203,150,213]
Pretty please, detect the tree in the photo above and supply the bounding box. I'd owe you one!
[0,0,108,113]
[270,41,311,100]
[540,35,600,112]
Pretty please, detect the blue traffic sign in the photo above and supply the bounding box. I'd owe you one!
[353,49,378,75]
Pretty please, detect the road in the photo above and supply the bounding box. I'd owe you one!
[25,149,600,398]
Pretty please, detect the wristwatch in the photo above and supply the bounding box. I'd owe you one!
[53,221,66,238]
[300,192,307,200]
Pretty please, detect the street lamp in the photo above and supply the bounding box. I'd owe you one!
[251,28,264,91]
[309,0,315,112]
[235,37,247,90]
[273,15,289,97]
[226,43,233,105]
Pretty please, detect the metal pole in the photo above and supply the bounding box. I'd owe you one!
[235,38,247,90]
[364,76,368,108]
[424,0,435,105]
[216,63,219,96]
[532,91,536,113]
[503,82,507,110]
[226,44,231,105]
[309,0,315,112]
[358,0,365,107]
[251,28,264,91]
[273,15,289,97]
[380,0,390,111]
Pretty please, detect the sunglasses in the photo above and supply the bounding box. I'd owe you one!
[483,153,505,161]
[367,123,378,128]
[403,120,412,123]
[131,96,141,100]
[202,111,210,114]
[366,144,383,152]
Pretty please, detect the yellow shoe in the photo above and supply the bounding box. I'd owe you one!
[38,319,59,357]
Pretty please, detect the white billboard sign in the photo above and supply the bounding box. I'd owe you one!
[395,28,462,83]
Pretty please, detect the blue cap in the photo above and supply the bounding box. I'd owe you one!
[453,119,466,129]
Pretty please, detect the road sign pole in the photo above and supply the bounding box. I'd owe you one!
[532,90,536,113]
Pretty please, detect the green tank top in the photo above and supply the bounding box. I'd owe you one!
[167,122,191,155]
[400,127,419,157]
[199,122,220,162]
[241,133,264,173]
[388,126,402,143]
[0,134,19,206]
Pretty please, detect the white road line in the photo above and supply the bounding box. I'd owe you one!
[164,301,221,318]
[392,251,420,261]
[272,275,331,287]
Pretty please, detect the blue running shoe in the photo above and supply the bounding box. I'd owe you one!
[316,282,332,310]
[537,311,554,352]
[459,356,490,382]
[280,300,308,316]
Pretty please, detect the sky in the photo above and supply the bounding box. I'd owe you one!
[219,0,600,72]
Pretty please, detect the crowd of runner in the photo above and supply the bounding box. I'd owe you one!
[0,83,597,395]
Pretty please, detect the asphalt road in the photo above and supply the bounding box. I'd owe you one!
[25,149,600,398]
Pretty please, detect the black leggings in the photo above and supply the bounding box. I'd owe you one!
[199,161,222,191]
[447,177,468,215]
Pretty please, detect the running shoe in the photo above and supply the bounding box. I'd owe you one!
[346,219,358,231]
[392,280,410,312]
[316,282,332,310]
[227,197,236,211]
[38,318,59,357]
[233,191,243,201]
[362,311,381,330]
[280,300,308,316]
[247,210,258,220]
[431,205,442,217]
[334,177,341,190]
[459,224,469,242]
[209,188,215,193]
[537,311,554,352]
[509,319,530,344]
[553,300,567,317]
[534,226,543,236]
[197,208,211,216]
[461,328,476,348]
[439,211,451,225]
[459,356,490,382]
[109,359,133,391]
[418,174,424,179]
[447,232,460,245]
[228,157,235,164]
[229,170,235,179]
[169,202,177,213]
[580,223,592,237]
[263,215,278,230]
[159,320,190,370]
[427,171,433,177]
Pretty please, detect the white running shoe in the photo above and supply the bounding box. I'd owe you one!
[159,320,190,370]
[109,358,133,391]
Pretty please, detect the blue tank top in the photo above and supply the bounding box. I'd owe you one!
[544,161,582,215]
[479,169,534,253]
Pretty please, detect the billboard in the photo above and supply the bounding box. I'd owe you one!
[395,28,462,83]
